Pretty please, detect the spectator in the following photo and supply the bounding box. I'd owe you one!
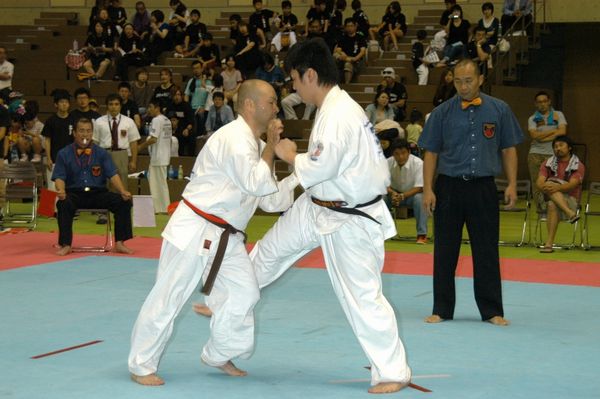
[432,68,456,107]
[528,91,567,212]
[118,82,142,129]
[281,91,315,120]
[185,60,211,137]
[23,111,44,162]
[205,92,234,136]
[501,0,533,33]
[229,13,243,45]
[132,1,151,41]
[412,30,430,85]
[276,0,299,33]
[89,98,100,114]
[167,86,195,156]
[376,67,408,121]
[3,115,31,162]
[326,0,346,43]
[89,0,109,26]
[405,108,423,148]
[255,53,285,95]
[197,33,220,73]
[137,99,172,214]
[466,26,492,76]
[93,93,141,187]
[0,47,14,91]
[153,68,175,110]
[537,136,584,253]
[115,23,147,81]
[42,90,74,191]
[439,0,457,27]
[365,91,395,125]
[107,0,127,31]
[334,17,367,84]
[53,118,133,256]
[249,0,276,42]
[437,4,470,67]
[233,22,263,78]
[168,0,190,45]
[183,9,208,56]
[131,68,154,116]
[306,18,335,51]
[82,22,114,80]
[221,55,243,107]
[305,0,328,36]
[478,2,500,46]
[70,87,101,124]
[369,1,407,51]
[351,0,370,38]
[365,91,400,157]
[91,8,118,43]
[386,138,428,244]
[147,10,173,65]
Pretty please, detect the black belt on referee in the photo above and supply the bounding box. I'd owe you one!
[182,199,247,295]
[311,195,382,225]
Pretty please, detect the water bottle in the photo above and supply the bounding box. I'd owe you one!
[73,39,78,51]
[274,54,279,67]
[178,165,184,180]
[168,165,175,179]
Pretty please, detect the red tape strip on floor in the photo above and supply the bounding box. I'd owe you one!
[31,340,103,359]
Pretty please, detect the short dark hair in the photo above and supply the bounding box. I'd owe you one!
[148,98,163,110]
[409,108,423,124]
[253,0,262,5]
[106,93,122,105]
[281,0,292,8]
[118,81,132,90]
[51,88,71,103]
[190,9,200,17]
[482,2,494,12]
[417,29,427,40]
[285,38,338,86]
[535,90,551,100]
[336,0,347,10]
[351,0,361,10]
[75,117,93,130]
[474,26,487,34]
[151,10,165,23]
[160,67,173,77]
[212,91,225,101]
[262,52,275,67]
[450,4,463,15]
[192,60,202,67]
[135,67,148,79]
[390,138,410,153]
[552,135,574,152]
[344,17,356,26]
[213,74,224,87]
[229,13,242,22]
[74,87,91,98]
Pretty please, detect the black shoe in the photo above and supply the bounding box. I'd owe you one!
[96,214,107,225]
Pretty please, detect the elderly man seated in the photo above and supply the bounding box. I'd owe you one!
[52,117,134,256]
[536,136,584,253]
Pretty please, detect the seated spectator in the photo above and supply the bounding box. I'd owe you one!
[89,0,109,26]
[333,17,367,84]
[115,23,147,81]
[271,31,296,54]
[305,18,335,51]
[206,74,225,109]
[118,82,142,129]
[234,22,263,78]
[276,0,299,33]
[167,86,194,156]
[281,91,315,120]
[412,30,430,85]
[466,26,492,76]
[185,60,211,137]
[168,0,190,45]
[90,8,118,43]
[432,68,456,107]
[3,115,35,162]
[386,138,428,244]
[23,101,44,162]
[107,0,127,32]
[501,0,533,33]
[376,67,408,121]
[326,0,346,43]
[439,0,456,28]
[528,91,567,212]
[131,68,155,116]
[305,0,328,37]
[147,10,173,65]
[153,68,175,111]
[405,108,423,149]
[183,9,208,56]
[369,1,407,51]
[255,53,285,95]
[0,46,14,91]
[351,0,370,38]
[197,33,220,73]
[536,136,584,253]
[365,91,400,157]
[221,55,243,107]
[82,22,114,80]
[437,4,470,67]
[249,0,276,43]
[205,92,234,136]
[132,1,151,42]
[478,2,500,46]
[365,91,395,126]
[52,118,133,256]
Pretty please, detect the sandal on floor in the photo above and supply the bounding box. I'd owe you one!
[539,247,554,253]
[569,214,581,224]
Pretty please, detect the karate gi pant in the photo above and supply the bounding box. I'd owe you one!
[250,194,411,386]
[128,226,260,376]
[148,165,170,213]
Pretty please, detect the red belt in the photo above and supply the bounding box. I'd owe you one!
[182,198,246,295]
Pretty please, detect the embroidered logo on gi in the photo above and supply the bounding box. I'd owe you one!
[92,165,102,177]
[483,123,496,139]
[310,142,324,161]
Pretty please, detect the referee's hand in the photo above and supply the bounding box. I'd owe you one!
[504,186,517,210]
[423,189,436,216]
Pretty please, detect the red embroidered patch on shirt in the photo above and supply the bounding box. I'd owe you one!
[203,239,211,250]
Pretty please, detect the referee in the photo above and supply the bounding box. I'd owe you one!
[418,59,524,326]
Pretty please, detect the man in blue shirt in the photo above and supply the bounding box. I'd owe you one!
[418,59,523,326]
[52,117,134,256]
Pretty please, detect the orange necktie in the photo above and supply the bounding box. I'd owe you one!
[77,148,92,156]
[461,97,482,109]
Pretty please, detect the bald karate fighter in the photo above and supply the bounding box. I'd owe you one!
[128,80,298,385]
[256,38,411,394]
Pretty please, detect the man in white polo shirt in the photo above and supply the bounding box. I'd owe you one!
[137,98,172,213]
[387,138,428,244]
[0,47,14,91]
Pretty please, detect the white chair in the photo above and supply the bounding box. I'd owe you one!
[495,179,531,247]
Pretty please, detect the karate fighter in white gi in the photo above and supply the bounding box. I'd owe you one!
[260,38,413,394]
[128,80,298,386]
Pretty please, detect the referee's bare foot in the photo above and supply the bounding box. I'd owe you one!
[424,314,444,323]
[487,316,510,326]
[56,245,72,256]
[193,303,213,317]
[130,373,164,386]
[368,381,408,394]
[218,361,247,376]
[115,241,134,254]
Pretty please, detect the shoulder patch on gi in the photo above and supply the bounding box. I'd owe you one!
[483,123,496,139]
[310,141,324,161]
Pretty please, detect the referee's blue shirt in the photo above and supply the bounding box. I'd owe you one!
[52,143,118,190]
[418,93,524,178]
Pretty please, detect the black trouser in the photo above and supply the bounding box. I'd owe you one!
[116,53,148,80]
[177,132,196,156]
[56,188,133,246]
[432,175,503,320]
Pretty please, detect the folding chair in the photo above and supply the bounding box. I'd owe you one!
[71,209,113,252]
[495,178,531,247]
[0,161,38,230]
[582,181,600,250]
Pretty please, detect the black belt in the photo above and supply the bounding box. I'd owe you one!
[311,195,382,225]
[182,199,247,295]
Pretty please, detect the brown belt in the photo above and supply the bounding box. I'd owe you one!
[310,195,382,225]
[182,198,247,295]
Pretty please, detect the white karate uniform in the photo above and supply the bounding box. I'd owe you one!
[147,114,172,213]
[129,115,298,376]
[250,86,412,386]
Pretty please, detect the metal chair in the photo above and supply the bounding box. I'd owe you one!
[0,161,38,230]
[495,178,531,247]
[582,181,600,250]
[71,209,113,252]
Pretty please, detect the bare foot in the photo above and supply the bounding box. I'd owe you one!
[114,241,134,254]
[130,373,165,386]
[56,245,72,256]
[193,303,213,317]
[424,314,444,323]
[218,361,247,377]
[368,381,408,394]
[487,316,510,326]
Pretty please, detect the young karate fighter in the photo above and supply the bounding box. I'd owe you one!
[128,79,298,385]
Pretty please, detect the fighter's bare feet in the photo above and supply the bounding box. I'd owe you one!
[424,314,444,323]
[114,241,134,254]
[218,361,247,377]
[487,316,510,326]
[130,373,165,386]
[192,303,213,317]
[368,381,409,394]
[56,245,72,256]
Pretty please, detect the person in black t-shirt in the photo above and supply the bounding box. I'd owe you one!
[333,18,367,84]
[107,0,127,29]
[148,10,174,65]
[234,22,263,78]
[184,9,208,55]
[168,0,189,45]
[118,82,142,129]
[466,26,492,77]
[305,0,328,36]
[229,14,243,45]
[166,86,195,157]
[42,90,74,190]
[369,1,407,51]
[115,23,147,81]
[83,22,114,79]
[277,1,298,32]
[439,0,456,27]
[70,88,102,125]
[412,29,430,85]
[351,0,370,38]
[438,4,470,66]
[197,33,220,73]
[249,0,276,42]
[153,68,175,111]
[376,67,408,122]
